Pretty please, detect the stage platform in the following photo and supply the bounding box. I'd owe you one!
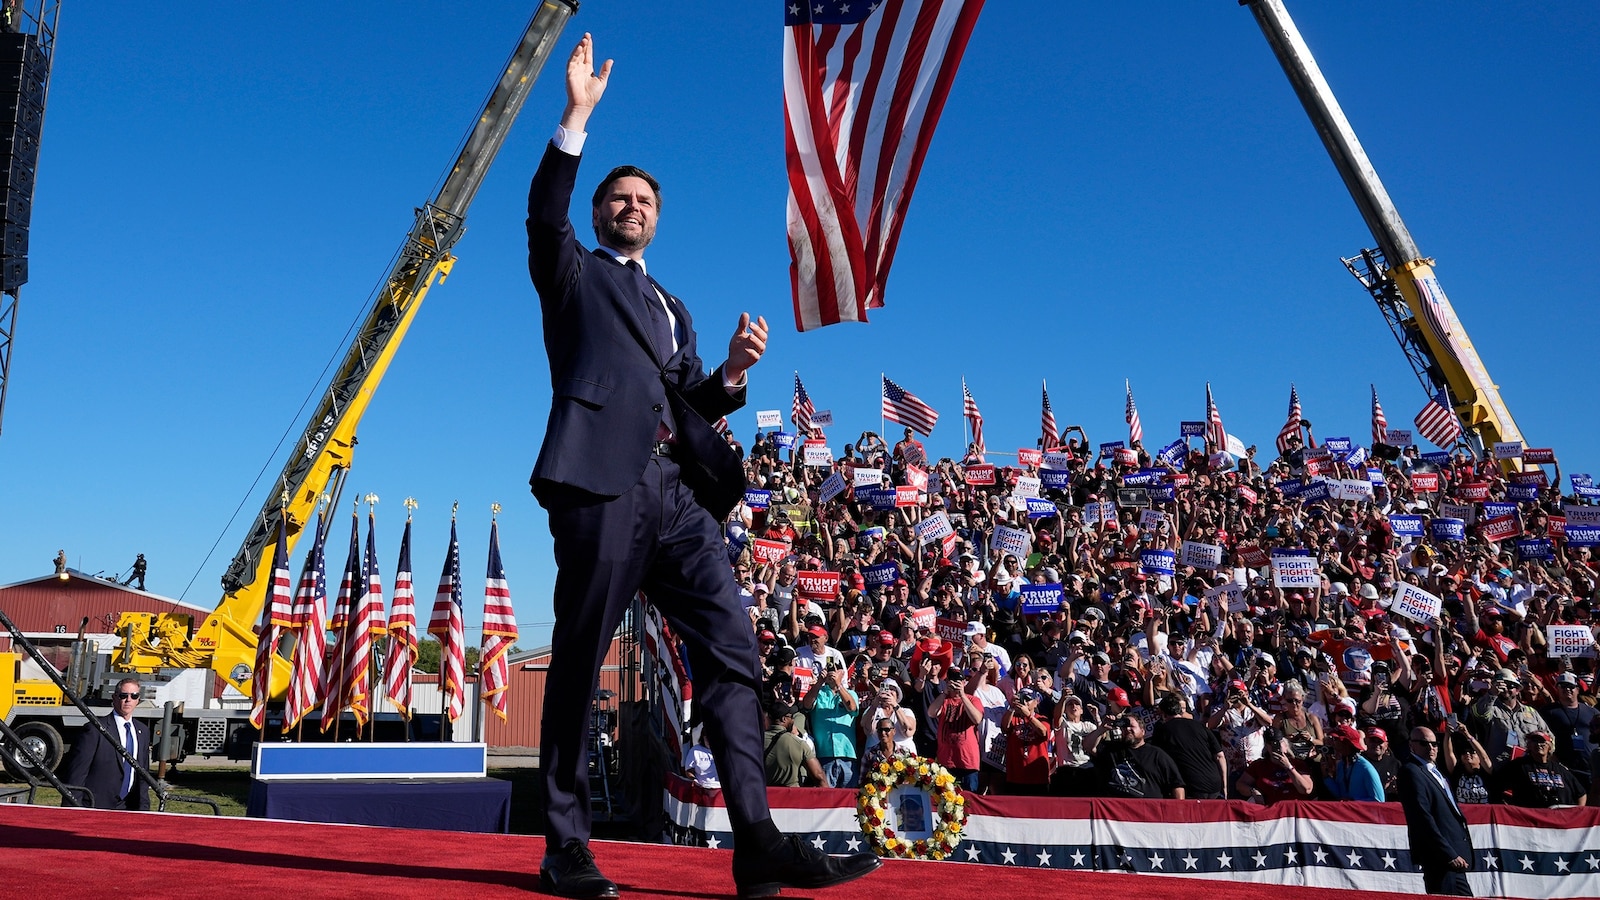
[0,803,1424,900]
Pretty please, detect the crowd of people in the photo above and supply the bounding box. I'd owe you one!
[677,417,1597,813]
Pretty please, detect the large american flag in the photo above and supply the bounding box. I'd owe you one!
[1124,381,1143,446]
[961,379,985,457]
[882,376,938,435]
[1040,382,1058,451]
[319,514,364,732]
[792,372,816,436]
[1205,383,1227,450]
[1414,388,1462,448]
[784,0,986,330]
[1371,384,1389,446]
[285,511,328,732]
[1276,384,1302,454]
[385,519,419,720]
[249,515,293,730]
[427,519,466,723]
[480,519,519,722]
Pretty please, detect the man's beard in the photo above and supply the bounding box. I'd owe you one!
[597,217,654,254]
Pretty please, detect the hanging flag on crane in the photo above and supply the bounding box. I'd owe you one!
[480,514,518,721]
[285,510,328,732]
[249,515,294,730]
[386,517,419,720]
[784,0,987,330]
[428,517,467,723]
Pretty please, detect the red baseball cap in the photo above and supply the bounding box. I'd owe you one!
[1364,727,1387,743]
[807,625,829,640]
[879,631,896,646]
[1331,724,1365,746]
[1108,687,1131,706]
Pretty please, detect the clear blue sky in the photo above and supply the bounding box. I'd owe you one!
[2,3,1595,649]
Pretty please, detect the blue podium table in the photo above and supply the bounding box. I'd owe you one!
[246,777,512,833]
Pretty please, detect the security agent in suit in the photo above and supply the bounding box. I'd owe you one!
[1398,726,1473,896]
[527,35,878,900]
[60,677,150,810]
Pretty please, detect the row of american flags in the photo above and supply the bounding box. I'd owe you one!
[781,375,1469,456]
[248,506,518,733]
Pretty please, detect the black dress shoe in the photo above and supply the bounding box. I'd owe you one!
[732,834,882,899]
[539,839,619,899]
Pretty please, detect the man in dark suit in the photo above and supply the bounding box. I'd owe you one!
[60,677,149,810]
[527,35,878,900]
[1398,726,1473,896]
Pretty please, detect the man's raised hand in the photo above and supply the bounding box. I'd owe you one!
[725,313,769,384]
[561,33,612,132]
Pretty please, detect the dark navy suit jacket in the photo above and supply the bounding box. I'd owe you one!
[60,713,150,810]
[526,142,745,518]
[1397,755,1473,869]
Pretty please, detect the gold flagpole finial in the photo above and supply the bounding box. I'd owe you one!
[491,502,501,518]
[364,492,379,511]
[404,497,418,520]
[280,490,290,509]
[452,500,459,520]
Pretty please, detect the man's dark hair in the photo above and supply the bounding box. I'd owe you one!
[591,165,661,211]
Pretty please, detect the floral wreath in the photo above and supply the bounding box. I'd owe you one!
[856,755,966,860]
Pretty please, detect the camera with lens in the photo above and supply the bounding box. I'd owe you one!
[1105,716,1131,744]
[824,659,839,673]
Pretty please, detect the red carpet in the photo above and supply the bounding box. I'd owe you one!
[0,804,1420,899]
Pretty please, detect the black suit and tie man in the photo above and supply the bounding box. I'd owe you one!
[1397,726,1473,896]
[528,35,879,900]
[60,677,150,810]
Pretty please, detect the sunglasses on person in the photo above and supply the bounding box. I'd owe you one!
[115,692,141,700]
[1410,738,1438,747]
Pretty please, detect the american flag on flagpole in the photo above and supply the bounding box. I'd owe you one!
[427,519,466,723]
[480,518,518,721]
[961,379,984,457]
[1371,384,1389,446]
[1276,384,1303,454]
[1040,382,1059,451]
[1125,380,1143,447]
[285,511,328,732]
[385,518,419,720]
[1414,388,1463,448]
[792,372,816,436]
[320,513,363,731]
[882,376,938,435]
[1205,383,1227,450]
[784,0,986,330]
[249,515,294,730]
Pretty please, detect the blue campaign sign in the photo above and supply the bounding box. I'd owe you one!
[863,561,900,587]
[1146,484,1176,503]
[1299,480,1330,503]
[1100,441,1125,454]
[1140,549,1176,576]
[861,488,897,510]
[1388,514,1425,537]
[1515,538,1554,561]
[1572,474,1594,488]
[1368,468,1386,484]
[1343,446,1368,468]
[1567,524,1600,547]
[858,526,887,545]
[743,489,771,509]
[1421,451,1451,465]
[1040,469,1072,491]
[1578,485,1600,500]
[1157,440,1187,467]
[771,432,797,450]
[1323,437,1353,452]
[1484,501,1518,520]
[1122,470,1160,486]
[1278,479,1306,498]
[1430,518,1466,541]
[1026,497,1058,519]
[1019,583,1065,614]
[1507,484,1540,502]
[1180,421,1206,437]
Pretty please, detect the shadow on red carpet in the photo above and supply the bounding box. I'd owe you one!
[0,804,1419,899]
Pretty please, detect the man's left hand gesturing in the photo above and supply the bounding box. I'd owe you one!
[724,313,768,385]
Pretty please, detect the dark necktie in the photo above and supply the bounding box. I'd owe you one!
[625,259,674,360]
[121,721,134,799]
